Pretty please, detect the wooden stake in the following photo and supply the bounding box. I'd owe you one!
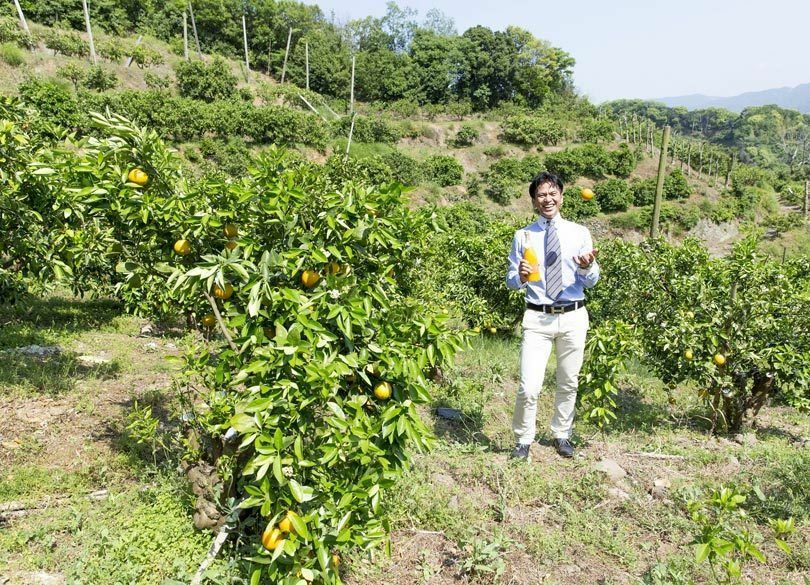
[281,27,292,83]
[188,2,202,59]
[12,0,29,34]
[651,125,671,239]
[305,42,309,91]
[242,15,250,75]
[125,35,142,68]
[804,180,809,219]
[349,54,355,113]
[183,11,189,61]
[81,0,97,65]
[346,112,356,155]
[266,39,272,76]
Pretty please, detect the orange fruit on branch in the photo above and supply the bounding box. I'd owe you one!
[223,224,238,238]
[713,353,726,366]
[213,283,233,300]
[261,525,282,551]
[127,168,148,186]
[201,314,216,328]
[301,270,320,289]
[373,381,392,400]
[173,239,191,255]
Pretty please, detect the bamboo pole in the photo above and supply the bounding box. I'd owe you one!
[183,11,189,61]
[281,27,292,83]
[305,42,309,91]
[242,15,250,75]
[81,0,97,65]
[188,2,202,59]
[346,112,356,155]
[349,54,355,113]
[651,125,671,239]
[12,0,29,34]
[125,35,142,68]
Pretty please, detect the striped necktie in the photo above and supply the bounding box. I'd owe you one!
[545,220,563,300]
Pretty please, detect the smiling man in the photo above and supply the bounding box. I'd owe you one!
[506,171,600,460]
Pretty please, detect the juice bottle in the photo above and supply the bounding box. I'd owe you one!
[522,232,541,282]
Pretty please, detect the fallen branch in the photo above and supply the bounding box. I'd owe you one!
[191,523,232,585]
[626,452,686,460]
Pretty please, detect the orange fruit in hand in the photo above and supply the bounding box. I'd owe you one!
[301,270,320,289]
[127,168,148,186]
[373,381,392,400]
[213,283,233,300]
[581,188,595,201]
[201,314,216,328]
[261,526,282,551]
[223,224,238,238]
[173,239,191,255]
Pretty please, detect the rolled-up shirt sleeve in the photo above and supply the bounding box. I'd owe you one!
[506,231,525,290]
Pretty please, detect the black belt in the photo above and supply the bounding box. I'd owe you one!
[526,300,586,314]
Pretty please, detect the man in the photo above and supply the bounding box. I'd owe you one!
[506,171,599,460]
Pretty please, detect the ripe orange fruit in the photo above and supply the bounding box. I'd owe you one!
[713,353,726,366]
[472,326,481,333]
[684,349,693,360]
[581,188,595,201]
[223,224,238,238]
[373,381,392,400]
[301,270,320,289]
[213,283,233,300]
[201,314,216,328]
[261,526,282,551]
[278,511,298,534]
[224,240,237,251]
[488,327,497,335]
[327,261,342,275]
[127,168,148,186]
[173,239,191,255]
[331,554,340,567]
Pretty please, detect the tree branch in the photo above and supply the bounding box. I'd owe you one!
[203,290,238,352]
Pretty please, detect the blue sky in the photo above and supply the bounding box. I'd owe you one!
[309,0,810,103]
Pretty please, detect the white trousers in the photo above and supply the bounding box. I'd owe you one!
[512,307,589,444]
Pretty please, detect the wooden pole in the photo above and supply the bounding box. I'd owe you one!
[81,0,97,65]
[188,2,202,59]
[346,112,356,155]
[804,180,809,219]
[281,27,292,83]
[266,39,272,76]
[12,0,29,34]
[305,42,309,91]
[183,11,189,61]
[125,35,142,68]
[724,152,736,188]
[349,54,355,113]
[651,125,671,239]
[242,15,250,75]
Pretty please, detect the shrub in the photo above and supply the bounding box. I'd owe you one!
[175,57,237,102]
[664,168,691,199]
[197,137,251,177]
[502,115,564,146]
[422,155,463,187]
[83,66,118,91]
[18,77,80,129]
[144,71,171,90]
[593,178,633,213]
[579,118,615,143]
[630,177,656,207]
[333,115,403,144]
[96,38,125,62]
[42,29,88,57]
[0,41,24,66]
[483,144,506,158]
[56,63,86,90]
[562,187,601,221]
[0,17,35,49]
[130,44,164,69]
[381,151,424,186]
[452,124,479,147]
[610,143,638,177]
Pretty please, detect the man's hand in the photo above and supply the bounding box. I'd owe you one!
[573,249,599,269]
[518,259,532,283]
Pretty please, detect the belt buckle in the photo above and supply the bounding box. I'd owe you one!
[550,305,565,315]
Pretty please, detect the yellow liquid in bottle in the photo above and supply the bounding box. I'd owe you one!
[523,247,541,282]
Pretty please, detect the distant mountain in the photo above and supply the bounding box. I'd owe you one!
[652,83,810,114]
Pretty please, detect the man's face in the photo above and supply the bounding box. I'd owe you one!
[532,181,563,219]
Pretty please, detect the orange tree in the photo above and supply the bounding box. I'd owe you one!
[44,111,467,583]
[588,237,809,432]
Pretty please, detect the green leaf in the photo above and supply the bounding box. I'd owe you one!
[695,543,711,563]
[289,513,310,540]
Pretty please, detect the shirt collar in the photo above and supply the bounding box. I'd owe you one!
[536,215,561,229]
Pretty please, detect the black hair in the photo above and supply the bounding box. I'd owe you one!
[529,172,564,198]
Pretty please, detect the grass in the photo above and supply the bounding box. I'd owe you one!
[1,294,807,584]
